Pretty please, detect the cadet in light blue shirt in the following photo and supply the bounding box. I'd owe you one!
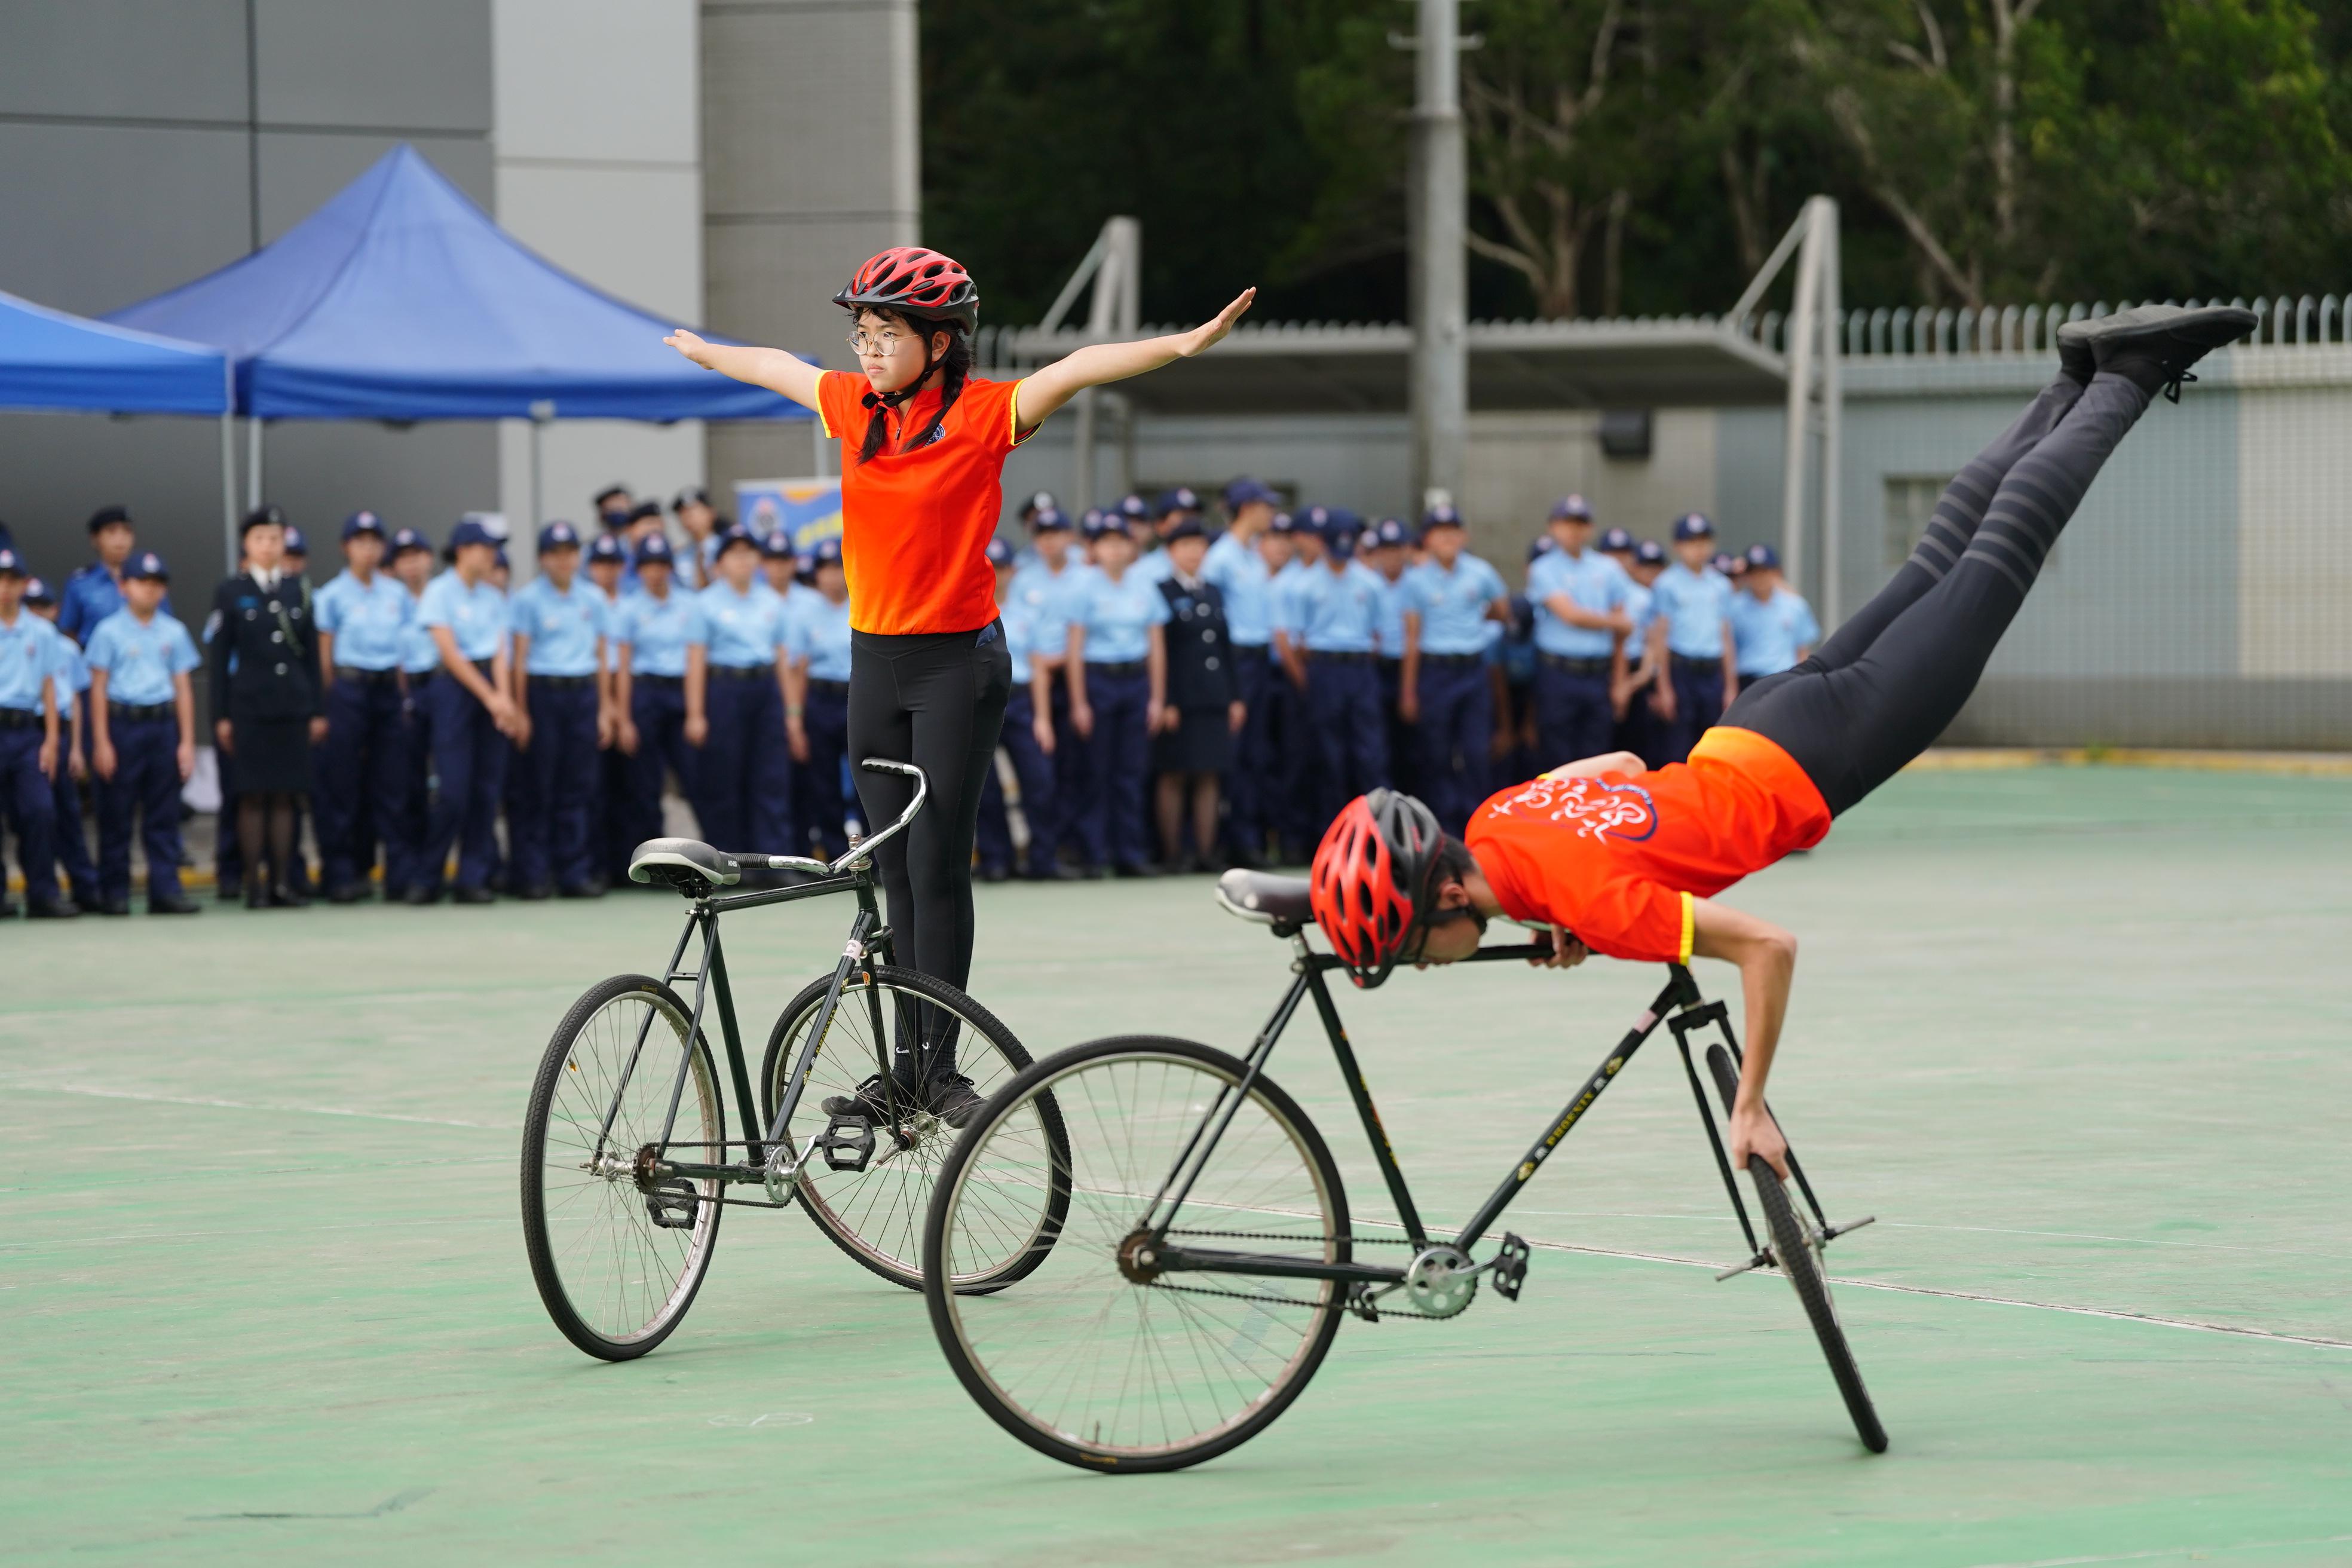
[390,531,443,677]
[314,510,419,900]
[611,534,700,868]
[1282,541,1386,655]
[1648,512,1738,762]
[84,551,202,912]
[1067,515,1169,873]
[509,533,611,678]
[1203,492,1288,863]
[0,550,67,914]
[412,519,517,900]
[1728,543,1821,677]
[687,527,794,858]
[507,521,610,896]
[1396,506,1511,830]
[1523,495,1635,770]
[418,553,513,664]
[1364,517,1414,656]
[1281,515,1389,837]
[316,520,414,672]
[23,576,100,910]
[783,536,855,860]
[976,537,1061,880]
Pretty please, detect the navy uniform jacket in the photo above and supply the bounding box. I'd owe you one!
[1157,574,1239,711]
[207,572,323,721]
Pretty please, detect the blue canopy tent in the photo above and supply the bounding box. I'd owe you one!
[105,145,807,555]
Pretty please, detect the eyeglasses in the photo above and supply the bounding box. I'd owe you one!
[847,329,912,357]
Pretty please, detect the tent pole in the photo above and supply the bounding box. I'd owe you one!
[531,417,544,530]
[246,417,264,510]
[219,411,238,572]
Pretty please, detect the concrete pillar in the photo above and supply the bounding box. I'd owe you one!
[701,0,921,498]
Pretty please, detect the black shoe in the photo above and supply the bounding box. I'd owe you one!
[514,882,553,901]
[245,880,271,910]
[821,1074,905,1121]
[148,895,203,915]
[96,896,131,916]
[1045,863,1089,881]
[978,863,1012,884]
[556,882,602,899]
[270,883,310,909]
[1111,862,1158,879]
[924,1073,986,1129]
[451,885,496,905]
[324,881,369,905]
[403,883,443,906]
[216,877,243,902]
[586,875,611,896]
[488,871,511,895]
[2066,304,2258,402]
[1223,849,1265,872]
[26,899,79,920]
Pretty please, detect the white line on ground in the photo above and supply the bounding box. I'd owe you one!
[1958,1532,2352,1568]
[7,1082,500,1130]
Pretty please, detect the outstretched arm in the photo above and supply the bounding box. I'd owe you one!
[1539,751,1646,782]
[1690,899,1797,1178]
[663,332,823,413]
[1013,289,1255,431]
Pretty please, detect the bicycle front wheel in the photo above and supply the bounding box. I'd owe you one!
[521,974,725,1361]
[762,964,1063,1292]
[924,1036,1350,1473]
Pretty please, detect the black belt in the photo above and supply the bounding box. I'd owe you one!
[1376,656,1403,668]
[807,679,849,698]
[1420,652,1485,669]
[1306,651,1374,664]
[409,667,439,684]
[332,666,400,685]
[1086,660,1146,678]
[1539,654,1612,676]
[633,672,684,687]
[1670,653,1725,673]
[708,664,771,681]
[529,674,595,690]
[0,707,44,730]
[108,702,174,722]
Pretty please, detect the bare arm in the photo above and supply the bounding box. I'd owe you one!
[172,670,197,780]
[1539,751,1646,782]
[1399,611,1422,721]
[1542,593,1633,633]
[662,333,823,412]
[1146,624,1167,730]
[1690,899,1797,1177]
[1013,290,1254,430]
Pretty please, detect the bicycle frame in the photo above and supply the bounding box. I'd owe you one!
[1143,934,1843,1291]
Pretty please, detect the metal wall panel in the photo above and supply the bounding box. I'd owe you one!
[492,0,699,164]
[0,122,251,314]
[0,0,249,122]
[253,0,492,133]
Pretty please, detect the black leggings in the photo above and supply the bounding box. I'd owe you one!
[1726,371,2151,814]
[847,625,1011,1060]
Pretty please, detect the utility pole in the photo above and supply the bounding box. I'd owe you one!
[1407,0,1467,513]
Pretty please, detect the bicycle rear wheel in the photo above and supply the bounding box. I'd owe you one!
[1706,1045,1888,1453]
[522,974,724,1361]
[924,1036,1350,1473]
[762,965,1063,1292]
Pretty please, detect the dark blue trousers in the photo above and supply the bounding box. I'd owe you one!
[1,726,57,905]
[1379,658,1416,801]
[623,678,696,862]
[391,682,434,892]
[794,684,851,861]
[1273,668,1317,855]
[419,673,507,892]
[1533,663,1615,771]
[1047,681,1088,865]
[1077,666,1150,869]
[1664,662,1726,764]
[1221,650,1274,859]
[317,676,408,892]
[96,715,184,905]
[693,671,793,854]
[1304,657,1388,843]
[1414,660,1493,835]
[47,743,98,905]
[516,681,600,892]
[976,687,1057,876]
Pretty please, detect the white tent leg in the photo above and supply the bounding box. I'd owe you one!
[219,410,239,572]
[246,416,263,511]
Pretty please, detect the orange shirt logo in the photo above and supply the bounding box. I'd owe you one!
[1488,774,1659,844]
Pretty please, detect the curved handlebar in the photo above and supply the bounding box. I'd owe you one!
[735,758,929,877]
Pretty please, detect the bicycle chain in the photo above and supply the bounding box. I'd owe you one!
[1140,1229,1458,1319]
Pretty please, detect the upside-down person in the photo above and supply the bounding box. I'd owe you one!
[1306,305,2253,1178]
[665,250,1254,1124]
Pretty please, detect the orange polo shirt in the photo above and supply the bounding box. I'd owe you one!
[814,370,1035,635]
[1463,727,1831,964]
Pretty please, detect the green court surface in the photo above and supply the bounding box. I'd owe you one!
[5,765,2350,1566]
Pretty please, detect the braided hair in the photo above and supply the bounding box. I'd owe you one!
[855,310,973,464]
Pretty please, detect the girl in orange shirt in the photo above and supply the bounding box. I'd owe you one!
[666,249,1251,1122]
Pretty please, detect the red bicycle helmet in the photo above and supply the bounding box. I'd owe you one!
[1310,789,1447,988]
[833,246,980,333]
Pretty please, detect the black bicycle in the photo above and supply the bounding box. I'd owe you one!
[521,759,1069,1362]
[922,867,1884,1471]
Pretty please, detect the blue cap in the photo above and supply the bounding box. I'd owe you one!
[24,574,55,604]
[1744,543,1781,572]
[1328,506,1362,537]
[985,537,1015,567]
[390,526,431,558]
[1420,504,1464,531]
[1223,477,1276,509]
[493,546,510,571]
[1598,526,1634,553]
[282,525,308,556]
[1549,495,1594,523]
[1371,516,1414,549]
[446,518,497,555]
[342,509,385,541]
[122,549,170,581]
[1326,528,1358,561]
[632,533,673,566]
[1154,486,1203,518]
[1114,494,1152,522]
[714,525,761,556]
[1268,510,1297,534]
[588,533,626,564]
[1078,507,1107,534]
[1527,535,1558,562]
[1301,505,1334,537]
[0,547,23,577]
[1082,511,1121,540]
[1634,539,1667,566]
[808,536,843,567]
[761,529,796,559]
[1163,516,1208,544]
[1019,489,1059,520]
[537,520,583,554]
[1713,552,1742,577]
[1033,506,1072,534]
[1673,512,1716,541]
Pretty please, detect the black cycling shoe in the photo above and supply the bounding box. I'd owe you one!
[822,1074,909,1122]
[925,1073,986,1129]
[2063,304,2258,402]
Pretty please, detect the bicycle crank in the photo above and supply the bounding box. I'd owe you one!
[1401,1244,1478,1318]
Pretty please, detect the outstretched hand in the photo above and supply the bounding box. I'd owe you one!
[664,329,718,369]
[1176,289,1255,359]
[1728,1102,1791,1180]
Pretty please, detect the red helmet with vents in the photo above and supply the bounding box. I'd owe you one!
[1309,790,1447,988]
[832,246,979,333]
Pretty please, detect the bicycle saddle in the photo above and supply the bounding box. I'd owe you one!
[1215,868,1313,932]
[628,838,743,890]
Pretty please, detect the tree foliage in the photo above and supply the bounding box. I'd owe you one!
[922,0,2352,324]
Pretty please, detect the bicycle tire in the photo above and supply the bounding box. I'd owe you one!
[924,1036,1350,1473]
[521,973,725,1362]
[1705,1045,1888,1453]
[760,964,1065,1293]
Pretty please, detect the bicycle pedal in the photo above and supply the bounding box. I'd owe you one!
[1492,1232,1531,1301]
[813,1113,877,1173]
[1346,1284,1383,1324]
[645,1178,700,1230]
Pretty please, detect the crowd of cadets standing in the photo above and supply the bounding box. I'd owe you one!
[0,482,1819,915]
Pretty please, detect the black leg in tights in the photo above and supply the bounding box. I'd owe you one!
[846,626,1012,1074]
[1726,372,2151,813]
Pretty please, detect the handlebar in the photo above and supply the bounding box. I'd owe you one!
[734,758,929,878]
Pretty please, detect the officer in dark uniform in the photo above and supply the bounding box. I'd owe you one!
[1150,515,1241,871]
[207,507,324,908]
